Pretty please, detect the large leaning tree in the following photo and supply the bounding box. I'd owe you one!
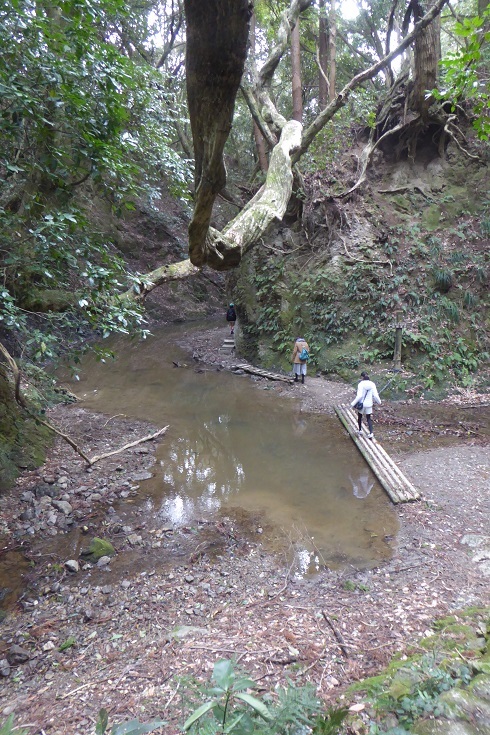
[125,0,450,297]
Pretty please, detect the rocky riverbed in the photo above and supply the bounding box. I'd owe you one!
[0,324,489,734]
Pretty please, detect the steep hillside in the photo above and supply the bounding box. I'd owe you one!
[230,135,489,398]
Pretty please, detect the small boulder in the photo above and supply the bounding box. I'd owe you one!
[0,659,10,677]
[81,537,115,561]
[7,645,30,665]
[65,560,79,573]
[52,500,73,515]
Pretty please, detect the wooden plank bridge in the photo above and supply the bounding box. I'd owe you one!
[230,363,295,384]
[335,404,420,504]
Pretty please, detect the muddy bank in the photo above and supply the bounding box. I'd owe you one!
[0,323,489,733]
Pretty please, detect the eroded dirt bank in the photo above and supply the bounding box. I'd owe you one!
[0,324,489,734]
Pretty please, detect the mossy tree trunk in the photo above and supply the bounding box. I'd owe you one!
[0,370,51,492]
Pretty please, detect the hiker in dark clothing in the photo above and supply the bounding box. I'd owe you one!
[226,303,236,335]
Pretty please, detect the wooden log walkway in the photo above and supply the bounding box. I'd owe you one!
[230,363,294,384]
[334,404,420,504]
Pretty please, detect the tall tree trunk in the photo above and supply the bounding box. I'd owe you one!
[328,0,337,102]
[478,0,488,16]
[291,19,303,121]
[185,0,252,267]
[411,0,441,116]
[318,0,329,110]
[251,11,269,172]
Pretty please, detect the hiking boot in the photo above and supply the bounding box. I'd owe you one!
[301,375,305,384]
[294,376,298,382]
[358,430,362,436]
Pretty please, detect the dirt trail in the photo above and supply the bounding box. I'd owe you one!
[0,323,489,734]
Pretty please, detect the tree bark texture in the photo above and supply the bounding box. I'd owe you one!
[202,120,303,270]
[328,0,337,102]
[411,0,441,116]
[184,0,252,267]
[318,0,329,110]
[291,19,303,122]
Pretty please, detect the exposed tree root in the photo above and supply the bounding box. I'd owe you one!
[338,119,411,198]
[339,234,393,274]
[442,114,481,160]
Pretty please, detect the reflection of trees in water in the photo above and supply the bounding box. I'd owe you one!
[161,417,245,502]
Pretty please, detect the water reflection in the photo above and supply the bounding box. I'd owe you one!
[66,324,398,572]
[349,471,375,499]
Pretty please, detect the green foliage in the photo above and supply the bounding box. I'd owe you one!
[0,715,29,735]
[95,660,346,735]
[58,636,76,652]
[370,654,472,731]
[0,207,149,364]
[312,708,349,735]
[0,0,190,373]
[182,658,343,735]
[434,9,490,140]
[438,296,460,324]
[432,267,453,293]
[462,290,477,309]
[95,709,165,735]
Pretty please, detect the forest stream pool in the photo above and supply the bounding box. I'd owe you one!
[60,323,399,575]
[0,324,400,610]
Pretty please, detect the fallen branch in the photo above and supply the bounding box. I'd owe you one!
[0,341,168,467]
[102,414,126,427]
[322,611,350,659]
[0,341,26,408]
[87,426,169,467]
[60,663,113,699]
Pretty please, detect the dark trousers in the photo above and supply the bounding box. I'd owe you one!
[358,412,373,433]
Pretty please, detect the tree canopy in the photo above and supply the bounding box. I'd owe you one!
[1,0,488,362]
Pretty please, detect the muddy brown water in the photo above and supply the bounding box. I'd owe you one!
[65,324,399,574]
[0,326,400,611]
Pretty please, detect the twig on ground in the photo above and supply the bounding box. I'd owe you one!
[163,683,180,711]
[60,663,113,699]
[103,414,126,427]
[322,610,351,659]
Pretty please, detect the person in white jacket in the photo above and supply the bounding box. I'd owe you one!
[351,371,381,440]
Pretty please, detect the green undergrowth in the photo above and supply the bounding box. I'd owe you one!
[243,182,489,392]
[345,607,489,734]
[1,609,488,735]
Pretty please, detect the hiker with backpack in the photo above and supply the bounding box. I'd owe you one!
[226,303,236,335]
[291,337,310,384]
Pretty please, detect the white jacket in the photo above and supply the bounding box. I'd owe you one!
[351,379,381,409]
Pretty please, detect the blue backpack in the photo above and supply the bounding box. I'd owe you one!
[299,347,309,361]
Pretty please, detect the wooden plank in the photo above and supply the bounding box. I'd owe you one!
[338,405,419,504]
[335,404,420,504]
[338,407,416,503]
[231,363,294,383]
[335,408,406,504]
